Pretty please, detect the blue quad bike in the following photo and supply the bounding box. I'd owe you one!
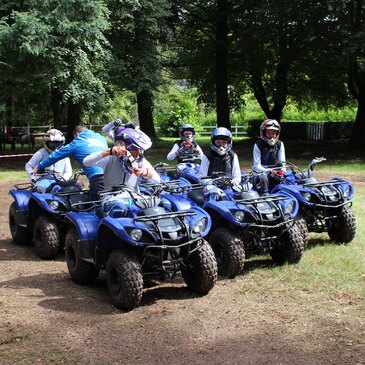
[8,171,88,259]
[64,182,218,310]
[154,155,201,184]
[164,175,305,279]
[270,157,356,245]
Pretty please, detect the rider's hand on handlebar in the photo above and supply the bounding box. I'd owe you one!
[34,164,45,174]
[271,169,285,177]
[133,167,152,179]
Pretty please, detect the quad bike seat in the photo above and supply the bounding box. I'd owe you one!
[187,188,205,206]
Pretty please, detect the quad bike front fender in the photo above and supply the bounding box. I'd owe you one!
[99,216,147,247]
[9,189,32,212]
[28,192,68,218]
[65,211,101,242]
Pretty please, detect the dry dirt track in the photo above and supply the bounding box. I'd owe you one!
[0,178,364,365]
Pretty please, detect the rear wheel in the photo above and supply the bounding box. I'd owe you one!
[106,250,143,310]
[209,227,245,278]
[33,216,60,259]
[271,224,304,265]
[182,240,217,294]
[8,202,31,245]
[65,227,99,284]
[328,207,356,244]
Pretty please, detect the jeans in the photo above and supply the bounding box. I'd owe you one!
[89,174,104,201]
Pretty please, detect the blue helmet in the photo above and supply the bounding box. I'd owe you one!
[210,127,232,156]
[180,124,195,142]
[115,127,152,163]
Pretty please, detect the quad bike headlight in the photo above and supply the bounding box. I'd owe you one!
[284,201,295,215]
[301,192,311,202]
[342,185,351,199]
[192,218,207,234]
[129,229,143,241]
[233,210,245,222]
[48,200,60,210]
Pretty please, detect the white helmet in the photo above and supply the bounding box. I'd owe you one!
[260,119,281,146]
[44,129,65,150]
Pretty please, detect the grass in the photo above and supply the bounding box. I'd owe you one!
[1,143,364,298]
[240,186,365,303]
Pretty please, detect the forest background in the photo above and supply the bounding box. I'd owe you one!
[1,0,365,151]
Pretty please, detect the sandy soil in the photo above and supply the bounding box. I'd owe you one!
[1,172,364,365]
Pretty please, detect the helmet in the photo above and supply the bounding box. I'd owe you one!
[44,129,65,150]
[115,127,152,161]
[210,127,232,156]
[180,124,195,142]
[260,119,281,146]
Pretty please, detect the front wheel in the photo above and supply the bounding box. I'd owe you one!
[8,202,31,245]
[209,227,245,278]
[328,207,356,244]
[106,250,143,310]
[65,227,99,284]
[271,224,304,265]
[295,216,309,248]
[33,216,60,259]
[181,240,217,294]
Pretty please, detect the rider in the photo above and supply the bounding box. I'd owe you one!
[199,127,241,183]
[26,129,72,192]
[252,119,286,194]
[36,125,108,201]
[102,118,136,142]
[83,126,160,216]
[167,124,203,162]
[83,126,160,190]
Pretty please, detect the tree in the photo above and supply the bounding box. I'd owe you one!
[172,0,232,129]
[106,0,171,139]
[230,0,339,121]
[0,0,110,137]
[328,0,365,151]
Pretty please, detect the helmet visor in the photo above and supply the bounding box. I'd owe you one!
[46,140,64,150]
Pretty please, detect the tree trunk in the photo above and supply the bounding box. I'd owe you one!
[66,101,81,143]
[348,97,365,152]
[215,0,230,129]
[51,87,66,131]
[251,73,286,122]
[137,90,157,140]
[6,95,15,127]
[347,59,365,151]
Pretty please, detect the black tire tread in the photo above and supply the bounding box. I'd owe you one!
[295,216,309,248]
[209,227,245,278]
[65,227,99,284]
[271,224,304,265]
[106,250,143,310]
[182,240,218,294]
[33,216,59,259]
[328,207,356,244]
[8,202,30,245]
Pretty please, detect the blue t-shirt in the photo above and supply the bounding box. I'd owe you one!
[38,130,108,180]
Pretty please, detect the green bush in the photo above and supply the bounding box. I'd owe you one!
[155,88,204,137]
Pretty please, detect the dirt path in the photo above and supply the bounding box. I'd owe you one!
[0,179,364,365]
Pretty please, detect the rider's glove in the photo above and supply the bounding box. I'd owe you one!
[113,118,123,128]
[37,167,45,174]
[124,121,135,129]
[269,169,285,182]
